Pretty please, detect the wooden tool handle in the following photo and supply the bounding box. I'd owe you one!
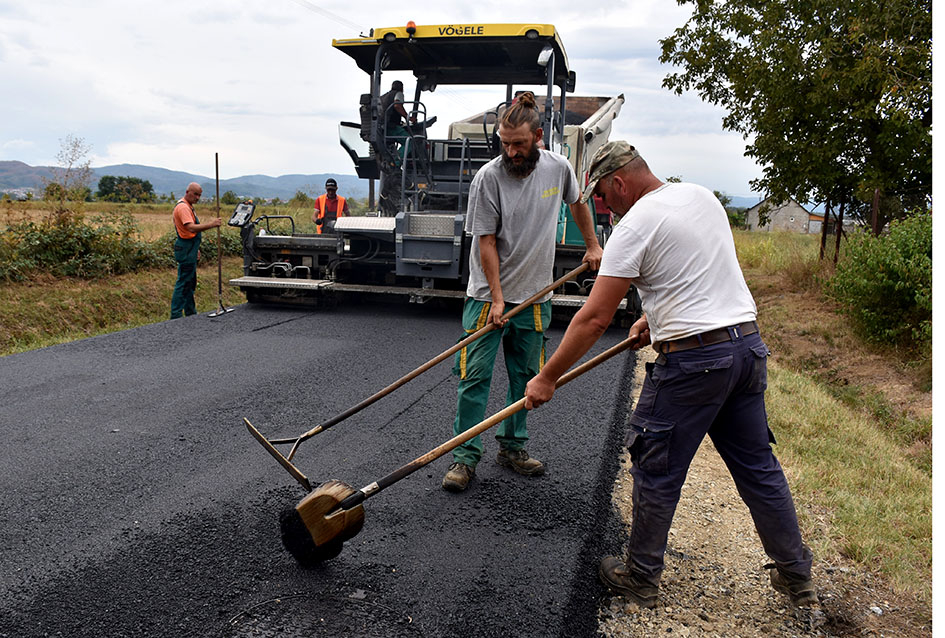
[339,335,634,510]
[287,262,591,445]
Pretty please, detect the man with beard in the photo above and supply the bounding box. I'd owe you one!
[442,92,603,492]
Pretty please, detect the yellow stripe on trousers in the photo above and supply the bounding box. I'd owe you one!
[459,301,492,380]
[533,303,546,369]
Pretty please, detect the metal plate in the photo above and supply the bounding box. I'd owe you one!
[229,277,333,290]
[334,217,397,232]
[406,214,455,237]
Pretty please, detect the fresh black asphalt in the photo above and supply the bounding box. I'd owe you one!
[0,301,636,637]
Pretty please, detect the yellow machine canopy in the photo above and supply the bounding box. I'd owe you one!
[332,22,573,89]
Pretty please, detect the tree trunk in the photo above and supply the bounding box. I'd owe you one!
[871,188,881,236]
[820,201,831,260]
[834,198,845,264]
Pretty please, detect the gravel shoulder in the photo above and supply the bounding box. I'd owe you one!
[597,347,932,638]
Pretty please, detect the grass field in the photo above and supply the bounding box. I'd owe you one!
[1,199,321,240]
[0,258,246,355]
[732,231,931,604]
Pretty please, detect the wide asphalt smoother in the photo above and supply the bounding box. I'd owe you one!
[0,301,636,637]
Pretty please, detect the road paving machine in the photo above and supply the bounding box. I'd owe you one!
[228,22,640,323]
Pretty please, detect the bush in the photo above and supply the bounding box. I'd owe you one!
[826,212,931,349]
[0,212,168,280]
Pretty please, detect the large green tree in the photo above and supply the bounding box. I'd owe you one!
[97,175,155,203]
[660,0,931,233]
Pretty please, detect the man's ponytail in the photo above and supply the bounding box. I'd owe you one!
[500,91,540,131]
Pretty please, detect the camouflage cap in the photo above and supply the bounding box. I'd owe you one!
[580,141,640,203]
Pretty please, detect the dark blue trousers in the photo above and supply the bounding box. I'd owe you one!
[626,330,812,586]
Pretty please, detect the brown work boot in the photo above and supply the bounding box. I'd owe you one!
[766,563,818,606]
[442,462,475,492]
[496,448,545,476]
[598,556,658,608]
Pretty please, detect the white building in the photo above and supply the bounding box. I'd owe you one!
[745,198,818,233]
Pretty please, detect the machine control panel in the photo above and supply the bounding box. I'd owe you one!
[228,201,256,227]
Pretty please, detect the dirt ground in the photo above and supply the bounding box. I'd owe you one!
[749,273,932,425]
[597,275,932,638]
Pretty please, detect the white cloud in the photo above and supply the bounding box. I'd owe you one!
[0,0,760,195]
[1,139,35,152]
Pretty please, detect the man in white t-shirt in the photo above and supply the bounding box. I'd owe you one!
[441,92,603,493]
[524,141,815,609]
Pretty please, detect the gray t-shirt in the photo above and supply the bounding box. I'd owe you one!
[465,150,580,304]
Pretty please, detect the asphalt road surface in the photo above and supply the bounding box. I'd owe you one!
[0,301,637,637]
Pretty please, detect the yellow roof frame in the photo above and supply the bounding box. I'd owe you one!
[333,22,573,88]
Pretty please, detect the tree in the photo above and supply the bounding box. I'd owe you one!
[660,0,931,235]
[220,190,240,206]
[713,191,732,210]
[289,190,313,207]
[97,175,155,203]
[43,182,66,202]
[42,135,94,215]
[712,190,746,228]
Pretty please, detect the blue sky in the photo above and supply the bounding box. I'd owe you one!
[0,0,767,197]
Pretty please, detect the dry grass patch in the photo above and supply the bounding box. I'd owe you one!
[766,363,931,604]
[0,258,245,355]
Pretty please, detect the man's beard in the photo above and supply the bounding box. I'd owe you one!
[502,142,541,178]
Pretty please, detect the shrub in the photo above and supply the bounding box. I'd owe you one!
[826,212,931,349]
[0,212,168,280]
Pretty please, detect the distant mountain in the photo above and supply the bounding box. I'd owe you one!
[2,159,762,208]
[0,160,54,192]
[0,161,369,200]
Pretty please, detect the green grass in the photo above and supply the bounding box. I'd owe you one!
[731,228,930,605]
[766,364,931,602]
[733,230,835,289]
[2,199,330,240]
[0,258,245,355]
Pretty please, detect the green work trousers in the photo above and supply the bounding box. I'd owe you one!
[171,234,200,319]
[451,297,551,466]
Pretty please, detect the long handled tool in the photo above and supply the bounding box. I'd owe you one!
[209,152,235,318]
[246,262,591,483]
[278,334,635,565]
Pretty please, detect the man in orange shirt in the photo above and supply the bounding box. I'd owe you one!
[170,182,222,319]
[312,178,348,234]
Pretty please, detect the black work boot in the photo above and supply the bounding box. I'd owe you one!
[765,563,818,606]
[496,448,545,476]
[442,462,475,492]
[598,556,658,608]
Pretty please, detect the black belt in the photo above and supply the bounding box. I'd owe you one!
[655,321,759,354]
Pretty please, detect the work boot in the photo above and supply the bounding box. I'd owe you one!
[442,462,475,492]
[765,563,818,606]
[496,448,545,476]
[598,556,658,608]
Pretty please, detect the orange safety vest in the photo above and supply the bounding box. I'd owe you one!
[315,194,346,234]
